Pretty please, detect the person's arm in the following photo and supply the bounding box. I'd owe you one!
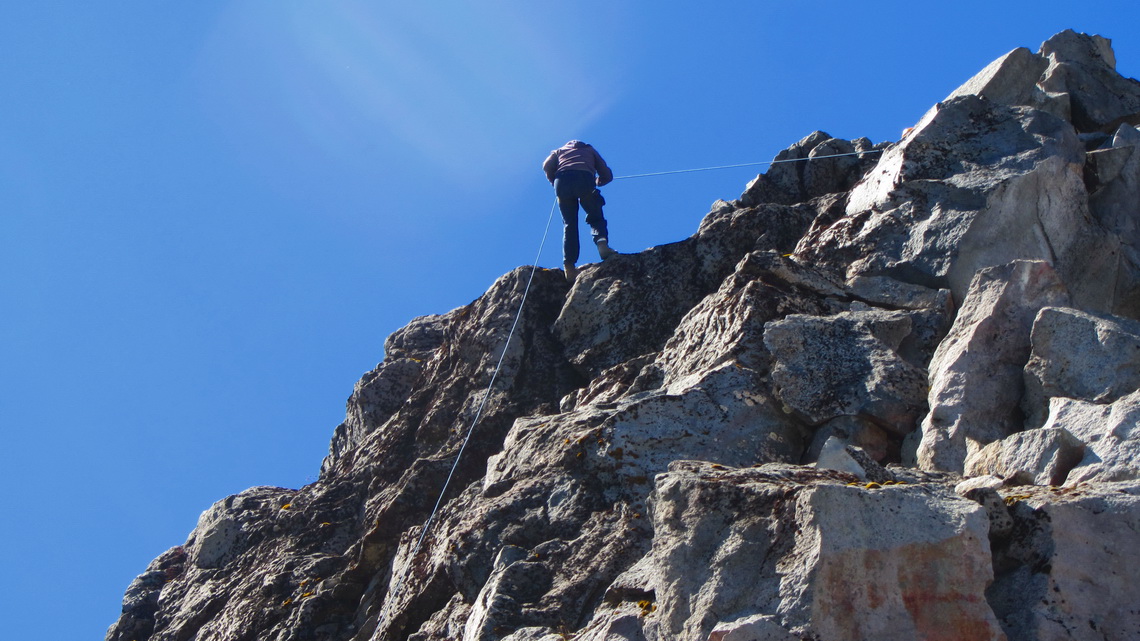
[542,151,559,184]
[593,148,613,186]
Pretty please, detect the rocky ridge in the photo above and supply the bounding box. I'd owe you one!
[109,30,1140,641]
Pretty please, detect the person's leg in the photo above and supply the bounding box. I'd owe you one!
[554,176,581,264]
[580,189,611,255]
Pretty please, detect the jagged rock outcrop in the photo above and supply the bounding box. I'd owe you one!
[963,428,1086,486]
[110,30,1140,641]
[1042,391,1140,485]
[916,260,1071,472]
[574,463,1003,641]
[799,93,1118,314]
[1022,306,1140,425]
[986,483,1140,640]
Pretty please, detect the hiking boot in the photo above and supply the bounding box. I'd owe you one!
[564,261,578,284]
[596,238,617,260]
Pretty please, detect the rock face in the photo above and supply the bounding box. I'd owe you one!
[916,260,1071,472]
[109,31,1140,641]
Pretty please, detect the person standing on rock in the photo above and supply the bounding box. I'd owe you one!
[543,140,617,282]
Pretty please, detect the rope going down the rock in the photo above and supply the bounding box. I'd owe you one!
[612,148,884,180]
[372,199,559,639]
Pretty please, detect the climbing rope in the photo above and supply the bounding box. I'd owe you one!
[371,146,885,637]
[372,199,558,639]
[612,148,883,180]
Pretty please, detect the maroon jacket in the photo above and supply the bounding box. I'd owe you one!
[543,141,613,186]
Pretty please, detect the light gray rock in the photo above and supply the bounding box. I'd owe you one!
[1022,306,1140,428]
[486,361,806,496]
[988,483,1140,640]
[587,465,1002,641]
[693,201,818,288]
[187,487,293,570]
[815,436,868,479]
[959,485,1015,539]
[607,367,805,481]
[1040,30,1117,68]
[801,94,1118,314]
[954,475,1007,494]
[944,46,1065,119]
[892,306,956,371]
[815,437,893,483]
[1085,134,1140,319]
[845,274,952,312]
[744,250,848,299]
[917,261,1071,473]
[962,427,1086,486]
[192,514,241,570]
[764,309,928,435]
[841,443,893,482]
[575,614,648,641]
[841,275,955,370]
[655,251,840,386]
[498,628,563,641]
[1037,30,1140,133]
[1041,393,1140,485]
[708,614,798,641]
[939,31,1140,134]
[783,482,1002,641]
[693,195,850,299]
[1087,139,1140,236]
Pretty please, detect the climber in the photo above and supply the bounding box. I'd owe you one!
[543,140,617,283]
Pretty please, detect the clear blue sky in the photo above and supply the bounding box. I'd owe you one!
[2,3,1137,639]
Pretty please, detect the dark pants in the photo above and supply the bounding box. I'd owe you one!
[554,170,608,264]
